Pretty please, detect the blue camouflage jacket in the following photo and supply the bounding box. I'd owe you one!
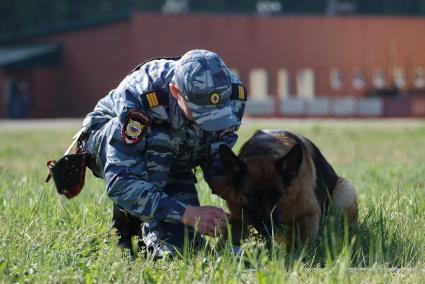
[82,57,246,224]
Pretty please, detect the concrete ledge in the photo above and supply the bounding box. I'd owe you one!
[358,98,383,117]
[245,99,275,116]
[281,97,305,116]
[306,97,330,116]
[332,97,356,116]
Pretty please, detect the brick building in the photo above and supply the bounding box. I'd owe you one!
[1,13,425,118]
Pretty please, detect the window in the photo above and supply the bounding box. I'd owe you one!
[330,68,343,90]
[393,68,406,89]
[249,68,268,99]
[277,69,290,97]
[373,68,385,89]
[297,68,315,98]
[414,67,425,89]
[352,69,365,90]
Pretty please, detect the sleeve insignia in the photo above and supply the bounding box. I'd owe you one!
[140,90,169,108]
[231,83,248,101]
[146,91,160,108]
[121,109,151,144]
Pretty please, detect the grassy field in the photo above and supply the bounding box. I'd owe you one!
[0,119,424,283]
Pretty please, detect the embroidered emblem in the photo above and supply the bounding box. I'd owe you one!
[210,92,221,105]
[122,110,150,144]
[126,119,143,139]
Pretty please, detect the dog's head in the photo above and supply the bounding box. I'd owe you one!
[219,143,303,222]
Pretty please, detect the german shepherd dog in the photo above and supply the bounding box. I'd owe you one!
[218,130,358,246]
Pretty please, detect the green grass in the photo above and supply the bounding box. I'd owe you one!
[0,120,424,283]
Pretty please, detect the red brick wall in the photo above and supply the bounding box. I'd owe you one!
[2,14,425,118]
[26,21,133,117]
[132,14,425,97]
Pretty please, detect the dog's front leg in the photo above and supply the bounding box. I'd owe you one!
[297,212,320,245]
[274,231,289,248]
[286,213,320,247]
[230,218,246,246]
[217,217,245,248]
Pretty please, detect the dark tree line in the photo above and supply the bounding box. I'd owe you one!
[1,0,425,38]
[0,0,133,36]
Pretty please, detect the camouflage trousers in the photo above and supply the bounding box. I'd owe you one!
[113,172,202,258]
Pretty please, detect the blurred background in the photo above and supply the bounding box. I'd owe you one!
[1,0,425,119]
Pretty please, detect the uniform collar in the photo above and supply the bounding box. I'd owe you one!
[169,94,187,130]
[169,94,209,135]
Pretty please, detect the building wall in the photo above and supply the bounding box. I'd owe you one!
[0,70,4,118]
[45,20,133,117]
[4,20,133,118]
[1,14,425,118]
[133,14,425,98]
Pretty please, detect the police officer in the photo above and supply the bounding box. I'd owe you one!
[80,49,247,257]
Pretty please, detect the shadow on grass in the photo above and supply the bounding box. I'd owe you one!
[215,208,421,269]
[259,208,422,269]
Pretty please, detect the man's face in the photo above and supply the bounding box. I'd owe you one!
[169,83,194,121]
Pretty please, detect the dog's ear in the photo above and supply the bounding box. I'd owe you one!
[219,144,246,181]
[275,144,303,185]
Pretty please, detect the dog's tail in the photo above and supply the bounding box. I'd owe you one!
[332,177,358,225]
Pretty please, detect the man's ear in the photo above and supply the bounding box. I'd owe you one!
[219,144,246,182]
[169,83,180,99]
[275,144,303,186]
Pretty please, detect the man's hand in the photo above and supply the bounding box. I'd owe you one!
[181,205,227,236]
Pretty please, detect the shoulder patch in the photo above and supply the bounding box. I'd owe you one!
[140,90,169,108]
[231,83,248,101]
[121,109,150,145]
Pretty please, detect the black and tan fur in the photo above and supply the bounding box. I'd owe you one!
[218,130,357,246]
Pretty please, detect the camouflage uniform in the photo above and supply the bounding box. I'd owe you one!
[80,50,246,257]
